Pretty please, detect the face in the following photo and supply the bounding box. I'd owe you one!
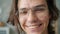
[18,0,50,34]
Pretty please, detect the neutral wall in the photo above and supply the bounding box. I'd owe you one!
[0,0,16,34]
[56,0,60,34]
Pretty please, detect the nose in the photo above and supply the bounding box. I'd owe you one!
[27,11,38,23]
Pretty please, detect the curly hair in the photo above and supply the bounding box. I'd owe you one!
[7,0,59,34]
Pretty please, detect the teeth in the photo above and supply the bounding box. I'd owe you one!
[26,24,42,28]
[28,26,39,28]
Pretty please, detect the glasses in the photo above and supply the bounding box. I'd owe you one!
[18,5,47,15]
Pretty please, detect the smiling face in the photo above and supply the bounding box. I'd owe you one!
[18,0,50,34]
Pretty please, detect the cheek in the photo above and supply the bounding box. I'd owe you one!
[19,15,27,23]
[40,15,49,22]
[19,15,27,29]
[36,12,49,25]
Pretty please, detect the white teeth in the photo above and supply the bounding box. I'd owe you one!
[26,24,42,28]
[28,26,39,28]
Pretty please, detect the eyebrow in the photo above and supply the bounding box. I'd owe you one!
[33,4,46,8]
[19,4,46,10]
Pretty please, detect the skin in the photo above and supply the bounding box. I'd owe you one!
[18,0,50,34]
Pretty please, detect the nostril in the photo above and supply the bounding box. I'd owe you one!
[33,20,37,23]
[27,17,38,24]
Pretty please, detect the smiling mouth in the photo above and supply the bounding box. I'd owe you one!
[25,23,43,28]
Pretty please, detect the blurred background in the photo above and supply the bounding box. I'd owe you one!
[0,0,60,34]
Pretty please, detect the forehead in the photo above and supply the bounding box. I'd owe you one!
[18,0,47,8]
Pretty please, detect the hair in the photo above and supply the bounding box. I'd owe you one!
[7,0,59,34]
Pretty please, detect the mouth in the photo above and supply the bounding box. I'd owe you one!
[25,23,43,29]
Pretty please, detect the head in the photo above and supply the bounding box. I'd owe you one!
[7,0,59,34]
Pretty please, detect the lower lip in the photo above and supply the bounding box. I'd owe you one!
[25,24,43,32]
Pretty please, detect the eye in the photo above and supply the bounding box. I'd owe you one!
[19,10,27,15]
[33,7,45,12]
[36,8,45,11]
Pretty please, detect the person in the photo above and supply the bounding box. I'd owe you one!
[7,0,59,34]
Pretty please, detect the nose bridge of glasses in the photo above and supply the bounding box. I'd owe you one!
[27,8,34,15]
[28,8,36,19]
[27,8,34,13]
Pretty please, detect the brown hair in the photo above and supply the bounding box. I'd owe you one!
[7,0,59,34]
